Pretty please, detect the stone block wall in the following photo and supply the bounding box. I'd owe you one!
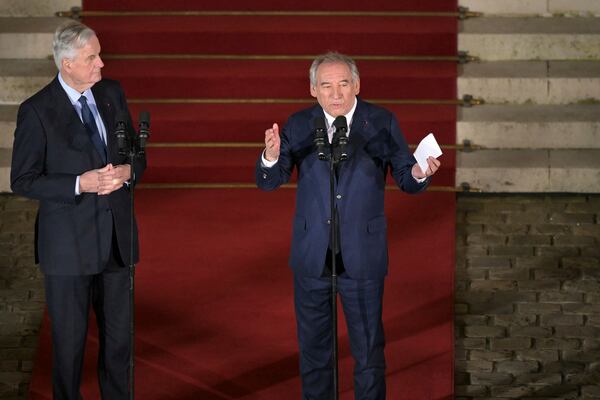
[0,194,43,400]
[455,194,600,399]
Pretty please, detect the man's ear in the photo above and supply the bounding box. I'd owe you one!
[310,85,317,98]
[61,58,71,73]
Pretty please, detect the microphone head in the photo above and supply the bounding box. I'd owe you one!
[313,116,326,132]
[139,111,150,126]
[116,111,129,124]
[117,111,129,129]
[332,116,348,134]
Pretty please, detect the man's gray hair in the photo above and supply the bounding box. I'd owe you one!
[52,21,97,70]
[309,52,360,87]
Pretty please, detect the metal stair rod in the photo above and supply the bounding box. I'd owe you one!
[57,6,483,18]
[102,53,477,63]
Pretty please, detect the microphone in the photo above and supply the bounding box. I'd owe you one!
[332,116,348,161]
[115,112,128,155]
[313,116,327,161]
[138,111,151,153]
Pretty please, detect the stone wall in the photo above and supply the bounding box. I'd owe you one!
[0,194,43,400]
[455,194,600,399]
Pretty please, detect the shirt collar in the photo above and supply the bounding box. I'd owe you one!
[57,72,96,107]
[323,96,357,133]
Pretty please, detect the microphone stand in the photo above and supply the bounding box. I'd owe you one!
[328,151,340,400]
[128,141,137,400]
[314,116,347,400]
[117,114,149,400]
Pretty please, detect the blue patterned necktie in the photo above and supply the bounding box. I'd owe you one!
[78,95,107,163]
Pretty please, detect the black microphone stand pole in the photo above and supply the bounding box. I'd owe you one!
[127,137,136,400]
[117,113,149,400]
[328,150,340,400]
[314,115,347,400]
[329,116,348,400]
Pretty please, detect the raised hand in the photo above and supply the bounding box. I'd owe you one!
[264,123,280,162]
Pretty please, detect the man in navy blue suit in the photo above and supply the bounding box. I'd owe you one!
[256,52,440,399]
[11,21,145,399]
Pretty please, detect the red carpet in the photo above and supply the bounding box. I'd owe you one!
[102,60,457,100]
[124,103,457,143]
[88,16,456,56]
[30,190,454,400]
[30,1,456,398]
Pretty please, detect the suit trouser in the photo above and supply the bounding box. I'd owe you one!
[44,240,130,400]
[294,271,386,400]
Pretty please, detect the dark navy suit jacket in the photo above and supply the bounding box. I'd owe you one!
[256,98,428,280]
[11,77,146,275]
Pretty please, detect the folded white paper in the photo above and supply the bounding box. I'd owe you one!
[413,133,443,174]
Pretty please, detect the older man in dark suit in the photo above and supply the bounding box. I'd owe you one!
[256,52,440,399]
[10,21,145,400]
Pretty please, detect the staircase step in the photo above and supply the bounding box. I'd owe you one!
[458,104,600,148]
[459,17,600,60]
[457,149,600,192]
[126,103,456,145]
[0,0,81,17]
[459,61,600,104]
[0,148,10,192]
[83,0,459,12]
[0,59,459,107]
[0,105,17,148]
[549,0,600,16]
[142,146,456,187]
[0,17,69,59]
[460,0,600,17]
[0,59,55,104]
[0,102,455,156]
[103,59,456,100]
[85,15,457,56]
[0,58,456,102]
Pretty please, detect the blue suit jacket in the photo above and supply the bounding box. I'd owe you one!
[11,77,146,275]
[256,98,428,279]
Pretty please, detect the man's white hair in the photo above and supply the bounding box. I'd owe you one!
[52,20,96,70]
[309,52,360,87]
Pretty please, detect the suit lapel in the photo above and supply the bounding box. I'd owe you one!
[304,105,332,217]
[337,99,375,183]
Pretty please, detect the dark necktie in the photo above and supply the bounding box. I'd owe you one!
[78,95,107,163]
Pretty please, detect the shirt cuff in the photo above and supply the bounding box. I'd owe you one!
[261,149,278,168]
[413,175,427,184]
[75,175,81,195]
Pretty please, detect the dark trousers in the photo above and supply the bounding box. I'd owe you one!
[44,241,130,400]
[294,266,386,400]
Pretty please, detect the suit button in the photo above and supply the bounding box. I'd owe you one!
[336,194,342,200]
[327,219,331,224]
[262,173,267,179]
